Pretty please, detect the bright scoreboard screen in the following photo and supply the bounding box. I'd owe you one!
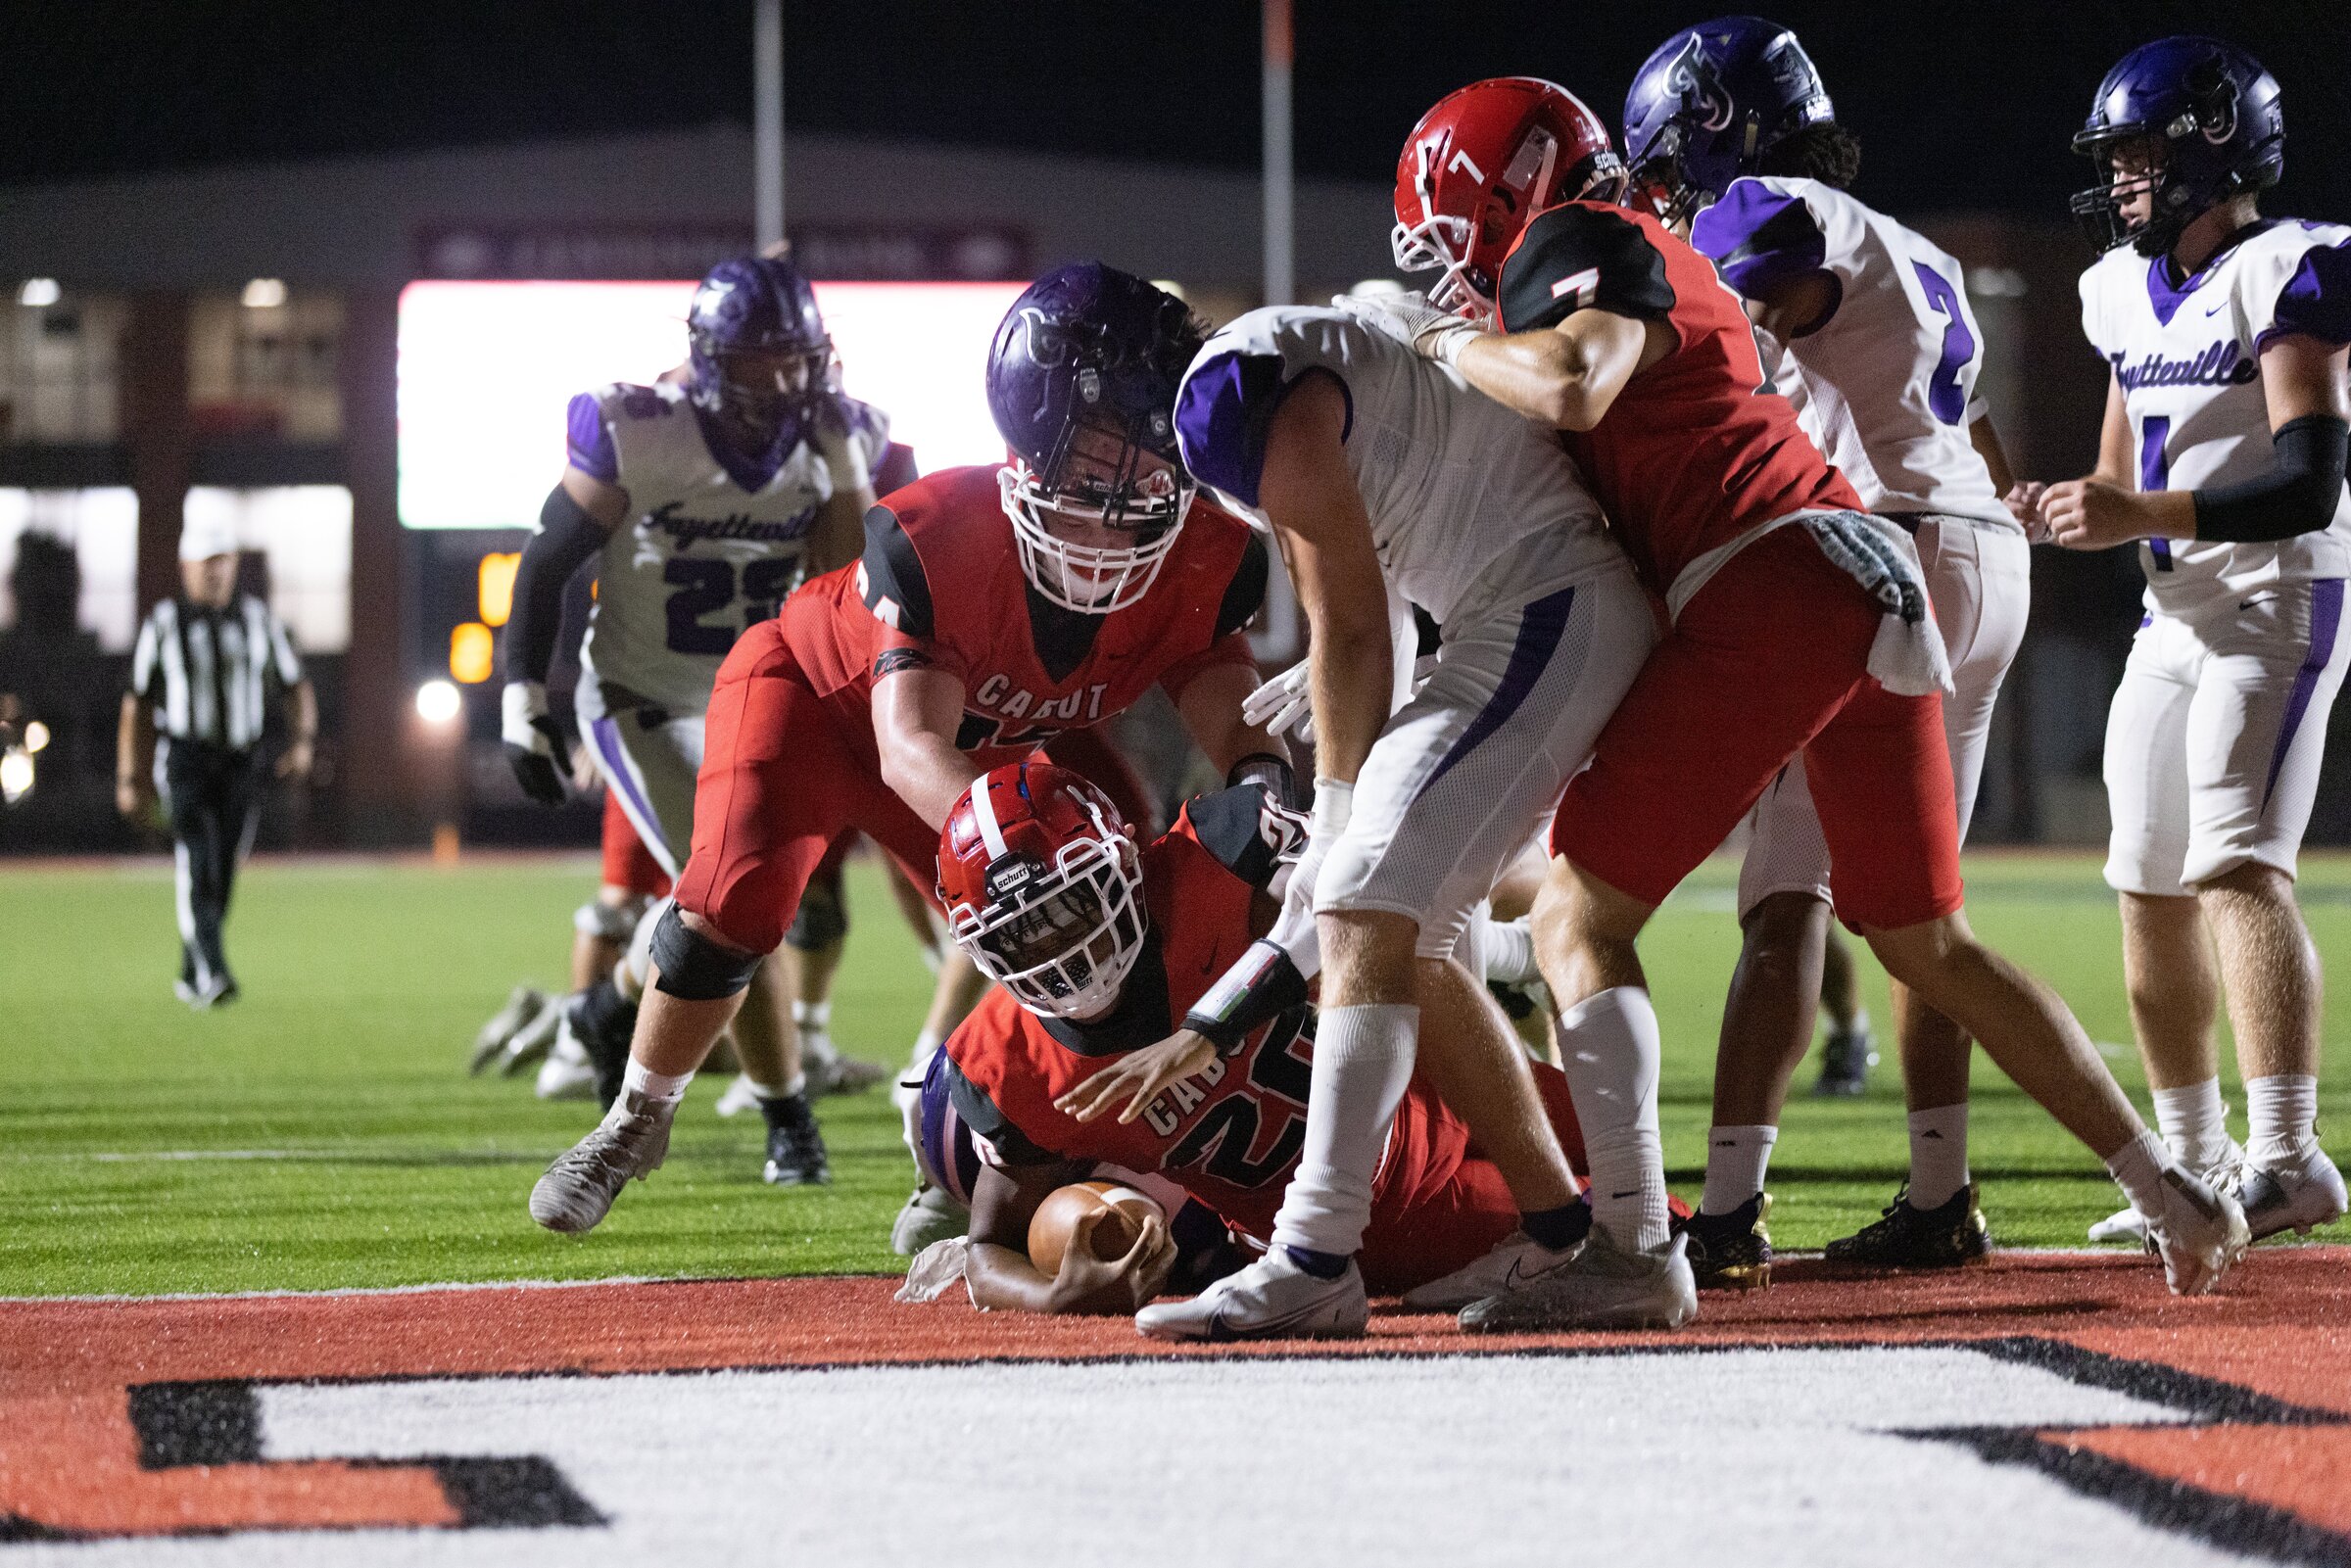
[396,279,1028,530]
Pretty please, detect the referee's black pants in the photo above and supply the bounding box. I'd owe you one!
[160,738,264,992]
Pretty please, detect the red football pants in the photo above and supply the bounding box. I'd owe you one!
[1551,526,1963,930]
[674,629,940,957]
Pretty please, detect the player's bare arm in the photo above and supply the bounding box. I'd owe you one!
[1168,660,1287,780]
[113,690,151,817]
[277,679,318,781]
[1451,309,1672,433]
[964,1161,1175,1315]
[801,411,878,581]
[2050,340,2349,549]
[500,463,629,805]
[872,656,984,831]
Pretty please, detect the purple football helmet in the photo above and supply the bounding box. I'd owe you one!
[1623,16,1834,225]
[686,255,834,438]
[984,263,1203,613]
[2071,37,2284,257]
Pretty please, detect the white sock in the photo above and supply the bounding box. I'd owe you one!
[1269,1003,1418,1257]
[1905,1103,1971,1210]
[2150,1077,2231,1168]
[2105,1126,2183,1217]
[793,999,833,1031]
[2245,1073,2320,1169]
[1557,986,1670,1252]
[1700,1125,1777,1215]
[622,1059,693,1106]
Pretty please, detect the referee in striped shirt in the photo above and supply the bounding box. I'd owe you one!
[117,515,316,1008]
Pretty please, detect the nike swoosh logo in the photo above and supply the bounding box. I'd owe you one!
[2241,594,2277,609]
[1610,1190,1640,1200]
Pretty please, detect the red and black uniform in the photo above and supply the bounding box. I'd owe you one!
[675,465,1266,953]
[600,789,671,899]
[1498,201,1961,929]
[941,786,1590,1297]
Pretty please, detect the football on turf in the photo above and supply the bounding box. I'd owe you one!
[1027,1180,1165,1276]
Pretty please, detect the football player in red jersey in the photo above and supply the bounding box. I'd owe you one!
[928,763,1593,1317]
[529,264,1292,1234]
[1348,77,2246,1320]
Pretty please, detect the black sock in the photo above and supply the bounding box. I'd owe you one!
[1521,1194,1593,1252]
[759,1089,813,1132]
[1282,1244,1352,1279]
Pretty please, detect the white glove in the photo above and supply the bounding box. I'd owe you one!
[1242,660,1312,740]
[1331,290,1482,367]
[1267,778,1354,959]
[1244,656,1442,745]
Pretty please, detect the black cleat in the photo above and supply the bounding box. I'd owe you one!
[1678,1192,1772,1290]
[761,1092,831,1186]
[1811,1023,1876,1097]
[1825,1181,1991,1268]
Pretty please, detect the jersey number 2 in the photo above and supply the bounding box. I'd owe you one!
[1910,261,1977,426]
[662,558,799,654]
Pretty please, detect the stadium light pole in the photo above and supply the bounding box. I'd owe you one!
[755,0,786,251]
[1262,0,1294,306]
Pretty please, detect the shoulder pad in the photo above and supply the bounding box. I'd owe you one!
[941,1051,1064,1167]
[1175,783,1307,888]
[566,391,620,483]
[1691,179,1830,301]
[1175,348,1289,508]
[1499,202,1678,334]
[858,503,934,638]
[2266,231,2351,351]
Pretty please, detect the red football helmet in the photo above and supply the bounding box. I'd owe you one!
[1391,77,1626,324]
[937,762,1146,1020]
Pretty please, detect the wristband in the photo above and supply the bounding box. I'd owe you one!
[1308,778,1353,838]
[1184,939,1310,1057]
[1225,752,1297,810]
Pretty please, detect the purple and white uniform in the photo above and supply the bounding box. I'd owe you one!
[2079,220,2351,894]
[1691,176,2031,918]
[566,380,888,876]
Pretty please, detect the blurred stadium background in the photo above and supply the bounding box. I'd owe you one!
[0,0,2344,859]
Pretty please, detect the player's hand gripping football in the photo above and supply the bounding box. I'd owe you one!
[501,680,572,806]
[1055,1029,1220,1125]
[1047,1208,1178,1314]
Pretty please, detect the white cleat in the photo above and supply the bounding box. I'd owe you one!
[469,984,547,1074]
[528,1090,676,1233]
[497,994,567,1076]
[891,1183,970,1257]
[2088,1140,2245,1245]
[534,1029,598,1101]
[1401,1229,1583,1312]
[2140,1166,2250,1296]
[1458,1228,1699,1333]
[2231,1148,2347,1242]
[712,1071,763,1118]
[1134,1247,1368,1343]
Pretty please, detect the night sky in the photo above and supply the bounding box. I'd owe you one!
[4,1,2348,221]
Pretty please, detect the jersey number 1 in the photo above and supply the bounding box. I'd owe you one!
[1910,261,1977,426]
[663,558,799,654]
[2137,414,2175,572]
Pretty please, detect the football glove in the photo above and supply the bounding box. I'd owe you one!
[1242,654,1443,744]
[1331,289,1482,368]
[502,680,572,806]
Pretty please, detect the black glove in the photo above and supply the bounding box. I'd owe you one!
[502,680,572,806]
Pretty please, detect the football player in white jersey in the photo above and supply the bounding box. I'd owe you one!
[1062,86,1674,1340]
[2041,37,2349,1243]
[1625,18,2037,1281]
[500,254,887,1187]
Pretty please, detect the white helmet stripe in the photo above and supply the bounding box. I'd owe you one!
[970,771,1012,860]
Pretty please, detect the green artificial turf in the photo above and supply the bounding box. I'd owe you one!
[2,850,2344,1297]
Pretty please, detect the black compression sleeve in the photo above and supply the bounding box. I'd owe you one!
[2191,414,2349,545]
[506,484,610,683]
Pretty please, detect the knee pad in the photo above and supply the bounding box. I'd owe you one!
[648,903,764,1001]
[574,897,644,945]
[784,869,848,952]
